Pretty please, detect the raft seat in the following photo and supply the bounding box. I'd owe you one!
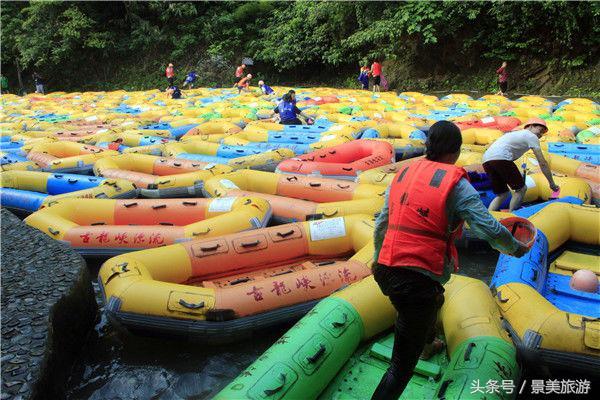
[549,251,600,276]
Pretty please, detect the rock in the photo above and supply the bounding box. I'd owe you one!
[1,209,98,399]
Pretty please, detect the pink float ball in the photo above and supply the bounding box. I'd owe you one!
[569,270,599,293]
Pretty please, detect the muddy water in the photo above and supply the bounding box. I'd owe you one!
[65,243,499,399]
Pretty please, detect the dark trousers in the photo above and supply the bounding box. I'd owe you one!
[371,265,445,400]
[280,118,302,125]
[167,77,174,86]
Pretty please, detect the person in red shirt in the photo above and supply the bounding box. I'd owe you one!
[371,60,383,93]
[108,138,123,152]
[235,74,252,94]
[235,64,246,83]
[496,61,508,96]
[165,63,175,87]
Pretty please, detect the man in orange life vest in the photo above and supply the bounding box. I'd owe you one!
[371,121,530,399]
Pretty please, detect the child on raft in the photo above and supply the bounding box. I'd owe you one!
[235,74,252,94]
[258,80,275,96]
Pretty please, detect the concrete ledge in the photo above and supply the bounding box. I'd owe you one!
[1,209,97,399]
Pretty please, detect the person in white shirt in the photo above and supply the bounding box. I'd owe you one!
[482,118,559,212]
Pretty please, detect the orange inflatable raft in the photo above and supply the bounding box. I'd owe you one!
[276,139,394,180]
[203,169,385,222]
[93,153,232,198]
[25,197,271,256]
[98,214,375,342]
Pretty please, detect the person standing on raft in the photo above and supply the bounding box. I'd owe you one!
[235,63,246,84]
[496,61,508,96]
[358,65,370,90]
[371,59,382,93]
[273,93,312,125]
[165,63,175,87]
[371,120,530,400]
[482,118,559,212]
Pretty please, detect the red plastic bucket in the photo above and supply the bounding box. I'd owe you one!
[500,216,537,249]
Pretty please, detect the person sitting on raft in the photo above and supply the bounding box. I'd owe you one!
[182,71,197,89]
[235,74,252,94]
[108,138,123,151]
[273,93,312,125]
[258,80,275,96]
[371,120,530,400]
[166,86,183,99]
[482,118,559,212]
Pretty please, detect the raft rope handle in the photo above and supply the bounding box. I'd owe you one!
[328,150,337,155]
[158,180,171,185]
[192,228,211,236]
[67,178,78,184]
[463,342,476,361]
[531,269,538,282]
[437,379,453,399]
[124,202,138,208]
[240,240,260,248]
[309,182,321,187]
[286,176,298,182]
[178,299,205,310]
[331,313,348,328]
[200,244,220,251]
[276,230,295,238]
[337,184,350,189]
[342,167,353,171]
[152,204,167,209]
[173,162,182,166]
[263,373,287,396]
[306,344,326,364]
[48,227,60,236]
[496,291,509,303]
[319,154,327,158]
[183,201,197,206]
[229,277,252,285]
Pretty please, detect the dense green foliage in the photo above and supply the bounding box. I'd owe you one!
[1,1,599,95]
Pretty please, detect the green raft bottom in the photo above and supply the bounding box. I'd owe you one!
[319,333,518,400]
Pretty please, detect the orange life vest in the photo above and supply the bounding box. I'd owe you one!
[377,158,467,275]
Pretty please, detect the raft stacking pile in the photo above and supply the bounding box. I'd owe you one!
[1,88,598,393]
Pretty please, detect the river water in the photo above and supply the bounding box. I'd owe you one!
[65,242,500,399]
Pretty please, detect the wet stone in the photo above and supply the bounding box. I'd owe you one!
[1,209,97,399]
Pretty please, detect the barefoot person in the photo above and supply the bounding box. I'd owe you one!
[482,118,559,212]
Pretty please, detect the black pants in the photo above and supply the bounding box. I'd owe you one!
[371,265,445,400]
[280,118,302,125]
[167,77,174,86]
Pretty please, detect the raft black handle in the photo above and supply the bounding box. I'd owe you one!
[48,227,60,235]
[337,184,350,189]
[178,299,205,309]
[328,150,337,155]
[309,182,321,187]
[496,291,509,303]
[67,178,78,184]
[123,202,138,208]
[183,201,197,206]
[331,313,348,328]
[200,244,220,251]
[273,135,282,139]
[192,228,211,236]
[152,204,167,209]
[437,379,453,399]
[158,180,171,185]
[463,342,476,361]
[531,269,538,282]
[229,277,252,285]
[91,222,105,226]
[192,163,201,167]
[263,373,286,396]
[173,162,182,166]
[276,230,295,238]
[306,156,315,161]
[286,176,298,182]
[317,260,336,266]
[306,344,326,364]
[241,240,260,248]
[319,154,327,158]
[290,136,298,140]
